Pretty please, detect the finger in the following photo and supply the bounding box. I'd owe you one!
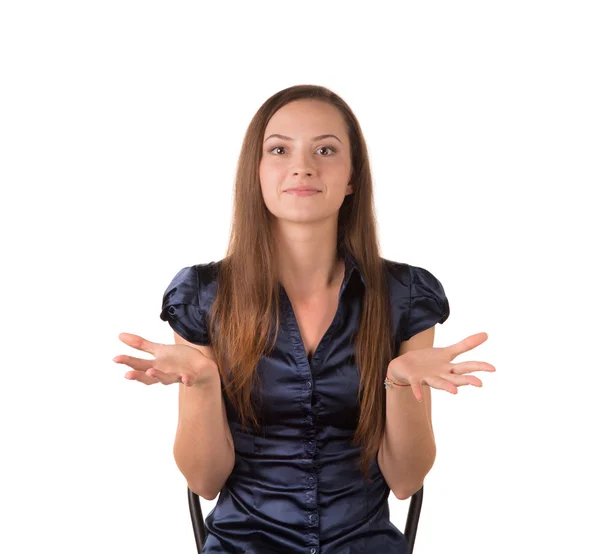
[125,371,160,386]
[443,373,483,387]
[179,373,197,386]
[450,361,496,374]
[118,333,163,356]
[426,375,459,395]
[445,332,488,359]
[171,372,196,386]
[113,355,154,372]
[410,380,423,403]
[145,367,181,385]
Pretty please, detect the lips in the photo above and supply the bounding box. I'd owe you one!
[286,189,319,194]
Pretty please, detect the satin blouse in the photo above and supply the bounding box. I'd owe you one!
[160,250,450,554]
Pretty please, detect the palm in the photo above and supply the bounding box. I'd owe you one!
[389,332,496,401]
[113,332,215,386]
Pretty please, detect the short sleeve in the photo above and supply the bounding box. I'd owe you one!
[402,265,450,342]
[159,263,218,346]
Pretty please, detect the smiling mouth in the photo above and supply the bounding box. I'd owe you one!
[284,189,321,196]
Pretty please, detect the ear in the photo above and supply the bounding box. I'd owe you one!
[346,182,354,195]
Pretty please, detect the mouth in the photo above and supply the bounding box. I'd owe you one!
[284,182,321,192]
[284,189,321,196]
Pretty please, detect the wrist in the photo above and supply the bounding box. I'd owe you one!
[384,371,410,390]
[384,374,411,389]
[190,362,221,389]
[386,358,410,387]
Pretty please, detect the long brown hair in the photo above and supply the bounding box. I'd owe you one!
[209,84,393,482]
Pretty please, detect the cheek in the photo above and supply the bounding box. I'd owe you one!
[258,166,278,207]
[259,162,281,190]
[258,164,268,193]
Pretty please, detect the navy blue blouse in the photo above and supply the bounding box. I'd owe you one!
[160,251,450,554]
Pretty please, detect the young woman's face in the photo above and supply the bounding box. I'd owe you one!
[259,99,353,226]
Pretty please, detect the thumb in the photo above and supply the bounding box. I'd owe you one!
[446,331,488,359]
[119,332,162,355]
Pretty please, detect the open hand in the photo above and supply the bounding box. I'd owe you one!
[113,332,218,387]
[387,332,495,402]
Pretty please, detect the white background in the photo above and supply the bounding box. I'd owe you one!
[1,1,598,552]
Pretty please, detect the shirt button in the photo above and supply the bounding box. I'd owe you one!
[168,306,176,316]
[308,476,314,483]
[309,514,317,523]
[310,549,317,554]
[306,380,312,388]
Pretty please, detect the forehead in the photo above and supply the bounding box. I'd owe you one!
[264,99,346,136]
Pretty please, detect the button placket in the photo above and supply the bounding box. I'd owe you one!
[304,439,316,457]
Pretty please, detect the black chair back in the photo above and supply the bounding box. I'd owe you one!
[188,485,424,553]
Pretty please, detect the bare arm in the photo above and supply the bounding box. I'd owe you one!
[377,326,437,500]
[172,332,235,500]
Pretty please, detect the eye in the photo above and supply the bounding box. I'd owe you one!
[317,146,337,156]
[268,145,337,156]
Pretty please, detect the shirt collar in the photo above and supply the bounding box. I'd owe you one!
[342,248,366,290]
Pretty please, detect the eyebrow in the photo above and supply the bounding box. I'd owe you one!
[263,133,343,144]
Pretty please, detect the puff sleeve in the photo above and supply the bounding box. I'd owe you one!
[159,264,217,346]
[402,265,450,342]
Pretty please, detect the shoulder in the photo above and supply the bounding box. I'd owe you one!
[382,257,450,343]
[183,259,222,287]
[382,258,411,293]
[162,260,222,303]
[382,258,447,301]
[159,260,224,346]
[194,259,222,287]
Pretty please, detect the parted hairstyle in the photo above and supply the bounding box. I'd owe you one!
[208,84,394,482]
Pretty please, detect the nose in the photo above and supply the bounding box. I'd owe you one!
[291,148,315,177]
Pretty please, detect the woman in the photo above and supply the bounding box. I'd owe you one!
[113,84,495,553]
